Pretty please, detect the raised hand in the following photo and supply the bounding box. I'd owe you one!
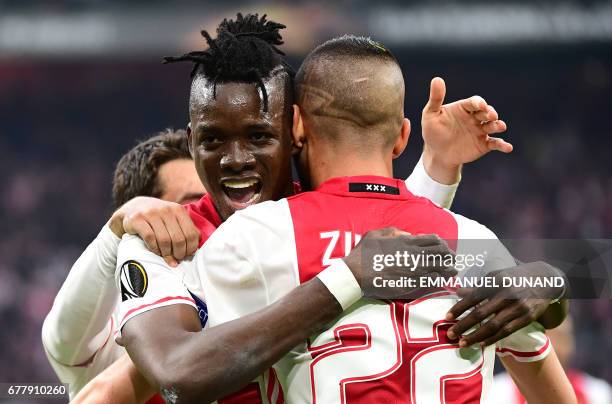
[421,77,512,183]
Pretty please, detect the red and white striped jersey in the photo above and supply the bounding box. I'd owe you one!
[116,175,550,403]
[195,175,550,403]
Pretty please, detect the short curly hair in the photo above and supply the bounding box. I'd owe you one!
[112,129,191,208]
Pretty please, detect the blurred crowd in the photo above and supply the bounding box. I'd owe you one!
[0,44,610,386]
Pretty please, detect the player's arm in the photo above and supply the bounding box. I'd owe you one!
[500,348,577,404]
[42,197,198,368]
[83,280,343,404]
[408,77,511,208]
[118,220,456,403]
[42,221,121,367]
[116,224,348,403]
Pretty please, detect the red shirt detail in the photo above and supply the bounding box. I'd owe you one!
[184,194,222,247]
[288,175,458,284]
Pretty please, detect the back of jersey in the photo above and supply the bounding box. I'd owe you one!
[281,175,491,404]
[199,175,549,404]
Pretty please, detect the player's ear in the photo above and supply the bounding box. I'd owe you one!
[292,104,306,155]
[392,118,411,159]
[186,122,195,158]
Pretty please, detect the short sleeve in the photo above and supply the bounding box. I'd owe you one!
[405,154,460,209]
[495,322,551,362]
[114,235,196,337]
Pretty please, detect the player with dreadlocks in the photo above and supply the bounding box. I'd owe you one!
[65,12,547,404]
[164,13,292,113]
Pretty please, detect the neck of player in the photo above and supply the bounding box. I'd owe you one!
[309,148,393,189]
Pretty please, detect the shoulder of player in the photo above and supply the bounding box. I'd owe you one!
[117,234,177,270]
[444,209,498,239]
[228,199,290,226]
[118,234,150,253]
[203,199,291,244]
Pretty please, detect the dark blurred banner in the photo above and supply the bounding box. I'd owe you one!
[0,2,611,58]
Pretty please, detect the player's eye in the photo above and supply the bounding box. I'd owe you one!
[201,134,223,147]
[250,132,272,142]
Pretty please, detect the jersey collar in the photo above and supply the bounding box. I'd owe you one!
[315,175,410,198]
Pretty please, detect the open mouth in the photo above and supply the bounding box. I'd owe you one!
[220,178,263,210]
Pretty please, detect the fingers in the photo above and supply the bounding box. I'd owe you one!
[175,209,200,256]
[445,285,494,321]
[400,233,448,247]
[122,199,201,265]
[147,215,173,258]
[126,217,161,256]
[447,295,509,341]
[486,136,513,153]
[472,105,499,122]
[460,95,488,113]
[424,77,446,113]
[160,212,187,261]
[481,120,507,135]
[455,303,522,347]
[164,256,179,267]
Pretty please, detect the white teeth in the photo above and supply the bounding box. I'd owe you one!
[222,179,259,189]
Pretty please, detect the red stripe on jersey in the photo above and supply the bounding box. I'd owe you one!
[266,367,285,404]
[495,336,550,358]
[184,194,222,247]
[120,296,196,326]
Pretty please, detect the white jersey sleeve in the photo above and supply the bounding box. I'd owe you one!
[450,212,551,363]
[198,199,299,328]
[44,312,124,400]
[114,234,197,338]
[42,223,125,399]
[405,154,459,209]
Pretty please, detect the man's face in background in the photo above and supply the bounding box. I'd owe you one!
[157,158,206,204]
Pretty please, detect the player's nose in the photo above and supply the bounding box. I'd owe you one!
[220,141,256,172]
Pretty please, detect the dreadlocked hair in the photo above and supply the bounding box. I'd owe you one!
[163,13,294,112]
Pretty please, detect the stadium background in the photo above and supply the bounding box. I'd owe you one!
[0,0,610,397]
